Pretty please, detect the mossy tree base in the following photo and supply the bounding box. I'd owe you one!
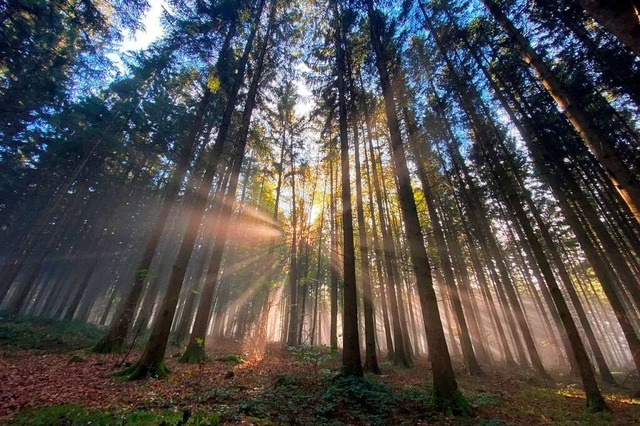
[430,389,474,418]
[179,341,206,364]
[585,393,610,413]
[91,336,125,354]
[114,360,170,380]
[364,362,381,375]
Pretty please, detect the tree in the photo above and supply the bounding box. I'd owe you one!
[480,0,640,225]
[332,0,362,377]
[365,0,468,412]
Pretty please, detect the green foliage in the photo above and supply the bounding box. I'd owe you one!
[0,314,105,353]
[216,353,245,365]
[476,419,503,426]
[289,344,335,377]
[468,391,502,408]
[238,373,315,424]
[136,268,149,281]
[9,404,114,426]
[316,376,399,425]
[9,405,222,426]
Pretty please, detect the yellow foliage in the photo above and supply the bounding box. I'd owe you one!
[207,74,221,92]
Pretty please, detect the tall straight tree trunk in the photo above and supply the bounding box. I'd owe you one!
[363,106,408,366]
[366,0,465,411]
[329,137,339,352]
[286,103,299,347]
[347,62,379,373]
[361,119,394,358]
[332,0,362,377]
[254,77,290,349]
[402,101,482,375]
[439,198,491,365]
[309,180,326,346]
[424,73,519,368]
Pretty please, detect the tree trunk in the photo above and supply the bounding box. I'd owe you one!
[333,0,362,377]
[118,1,265,379]
[366,0,465,411]
[575,0,640,57]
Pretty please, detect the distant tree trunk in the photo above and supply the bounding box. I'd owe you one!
[347,66,379,373]
[286,107,299,347]
[439,199,491,365]
[365,108,409,367]
[329,138,339,352]
[402,101,482,375]
[361,118,394,358]
[309,183,326,346]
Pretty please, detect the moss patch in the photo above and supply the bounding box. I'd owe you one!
[8,404,220,425]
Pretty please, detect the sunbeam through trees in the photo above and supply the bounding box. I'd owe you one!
[1,0,640,423]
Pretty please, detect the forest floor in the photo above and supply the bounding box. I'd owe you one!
[1,315,639,425]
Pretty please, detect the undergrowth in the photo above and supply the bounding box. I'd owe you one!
[235,371,437,425]
[9,404,221,426]
[0,313,105,353]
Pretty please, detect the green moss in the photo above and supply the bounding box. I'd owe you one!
[114,360,170,380]
[429,388,474,417]
[180,342,207,364]
[91,335,126,354]
[216,353,245,365]
[8,404,206,425]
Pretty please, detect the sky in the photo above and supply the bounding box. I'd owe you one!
[120,0,166,52]
[114,0,313,117]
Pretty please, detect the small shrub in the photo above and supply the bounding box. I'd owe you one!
[289,345,335,378]
[216,353,245,365]
[317,376,399,425]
